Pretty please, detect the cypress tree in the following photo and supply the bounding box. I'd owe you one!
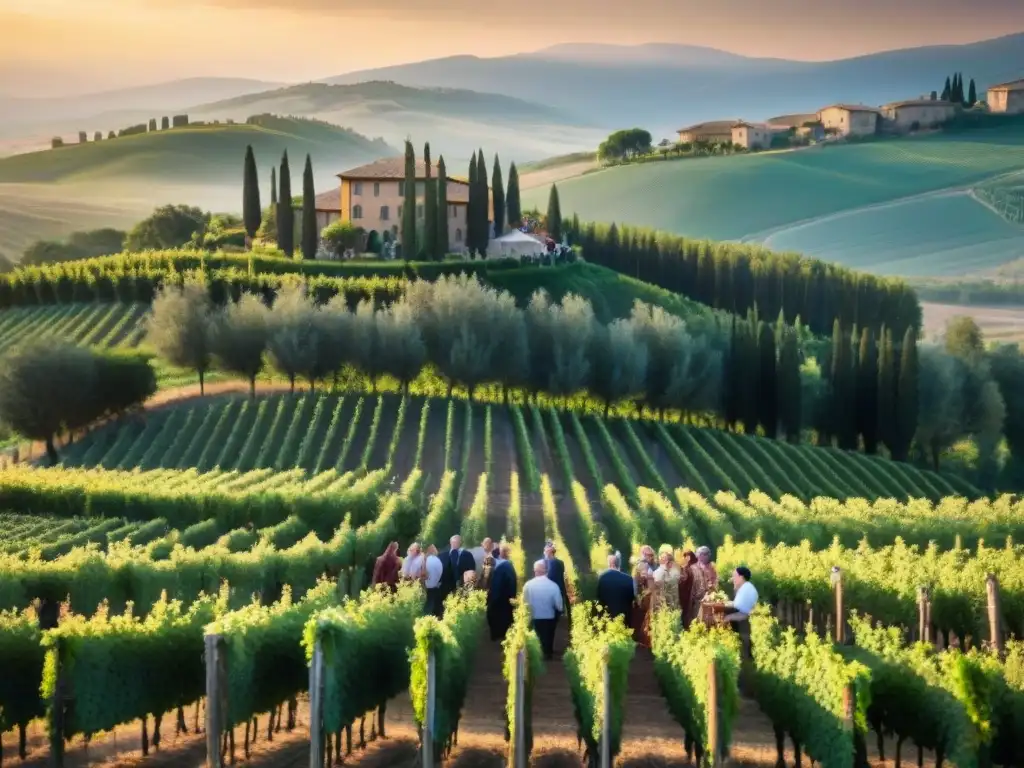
[467,157,478,254]
[831,319,856,449]
[777,324,802,442]
[424,143,437,261]
[954,73,964,103]
[301,154,317,260]
[941,76,951,101]
[436,155,449,258]
[877,327,895,455]
[271,167,278,207]
[739,320,760,435]
[857,327,879,453]
[506,162,522,229]
[893,327,919,461]
[276,151,294,256]
[724,316,740,430]
[547,183,563,242]
[476,149,490,255]
[401,140,416,259]
[968,78,977,106]
[491,154,506,237]
[757,322,778,438]
[242,145,261,246]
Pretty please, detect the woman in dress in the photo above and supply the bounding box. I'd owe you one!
[684,546,719,626]
[372,541,401,591]
[652,545,682,613]
[631,546,656,647]
[677,551,698,628]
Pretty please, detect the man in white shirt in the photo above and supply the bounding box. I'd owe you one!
[725,566,758,658]
[401,542,425,581]
[423,544,444,617]
[522,560,564,660]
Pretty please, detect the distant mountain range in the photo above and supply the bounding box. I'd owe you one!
[2,33,1022,157]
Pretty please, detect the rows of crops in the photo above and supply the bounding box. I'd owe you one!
[0,302,146,354]
[60,392,979,502]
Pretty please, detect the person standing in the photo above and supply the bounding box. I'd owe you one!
[632,545,656,647]
[523,560,563,660]
[677,551,698,628]
[596,553,635,626]
[724,566,758,658]
[371,541,401,591]
[442,534,476,602]
[487,543,517,641]
[401,542,425,582]
[423,544,444,617]
[542,541,569,640]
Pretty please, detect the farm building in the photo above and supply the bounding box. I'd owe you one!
[676,120,736,145]
[766,113,825,140]
[337,157,486,251]
[730,122,779,150]
[880,99,957,130]
[987,79,1024,114]
[817,104,880,137]
[314,189,342,232]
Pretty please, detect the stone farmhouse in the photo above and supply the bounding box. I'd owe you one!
[817,104,880,137]
[988,79,1024,114]
[676,120,737,145]
[314,157,491,252]
[880,99,957,130]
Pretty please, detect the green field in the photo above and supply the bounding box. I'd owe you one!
[760,191,1024,277]
[0,116,389,186]
[520,128,1024,275]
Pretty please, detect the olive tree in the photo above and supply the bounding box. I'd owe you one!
[266,284,317,392]
[590,319,648,417]
[546,293,596,406]
[375,301,427,393]
[146,281,214,393]
[211,294,269,398]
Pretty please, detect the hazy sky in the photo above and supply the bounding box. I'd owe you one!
[3,0,1024,96]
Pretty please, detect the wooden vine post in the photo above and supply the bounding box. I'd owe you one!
[600,648,611,768]
[308,639,325,768]
[831,566,845,644]
[917,586,932,644]
[204,634,224,768]
[707,657,722,768]
[422,649,436,768]
[986,573,1003,655]
[511,648,527,768]
[49,638,65,768]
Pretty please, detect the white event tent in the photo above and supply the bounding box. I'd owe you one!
[486,230,545,259]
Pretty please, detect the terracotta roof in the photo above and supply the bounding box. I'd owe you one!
[676,120,738,134]
[315,188,340,212]
[766,113,820,127]
[819,104,881,114]
[732,121,779,130]
[338,156,471,182]
[989,78,1024,92]
[882,99,955,109]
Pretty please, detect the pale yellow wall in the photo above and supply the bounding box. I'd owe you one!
[882,103,955,128]
[818,107,877,136]
[988,89,1024,114]
[339,178,469,250]
[731,125,773,149]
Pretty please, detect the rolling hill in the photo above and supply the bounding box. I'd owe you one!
[187,81,604,160]
[519,126,1024,277]
[0,115,391,186]
[322,33,1024,135]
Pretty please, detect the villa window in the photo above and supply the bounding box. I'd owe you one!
[352,205,363,219]
[397,181,404,196]
[417,204,424,219]
[455,228,463,242]
[450,206,457,218]
[380,205,389,221]
[373,182,380,197]
[398,205,403,218]
[353,182,363,196]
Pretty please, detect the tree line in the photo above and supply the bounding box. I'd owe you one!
[940,73,977,106]
[0,345,155,464]
[563,219,921,340]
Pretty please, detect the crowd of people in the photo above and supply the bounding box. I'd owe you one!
[371,535,757,660]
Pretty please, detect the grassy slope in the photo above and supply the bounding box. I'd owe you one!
[761,191,1024,277]
[519,127,1024,245]
[0,118,390,185]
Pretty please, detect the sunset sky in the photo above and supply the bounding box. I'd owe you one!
[3,0,1024,96]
